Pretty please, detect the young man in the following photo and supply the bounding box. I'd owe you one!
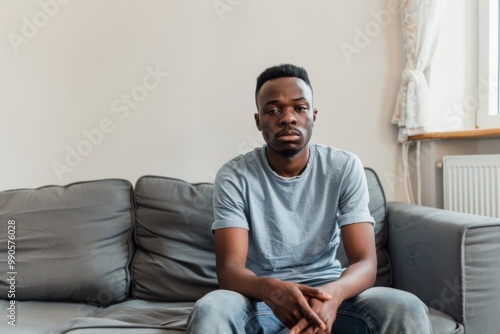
[186,64,431,334]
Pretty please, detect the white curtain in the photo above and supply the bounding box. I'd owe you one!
[392,0,446,143]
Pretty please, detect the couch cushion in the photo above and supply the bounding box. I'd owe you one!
[132,176,218,302]
[336,168,392,287]
[50,299,193,333]
[0,300,100,333]
[428,307,464,334]
[0,179,134,304]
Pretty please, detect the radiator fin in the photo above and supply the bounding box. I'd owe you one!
[443,155,500,218]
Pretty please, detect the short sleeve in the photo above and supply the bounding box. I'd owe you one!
[337,155,375,227]
[212,163,249,231]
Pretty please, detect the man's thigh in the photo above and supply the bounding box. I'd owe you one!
[187,290,286,334]
[333,286,432,334]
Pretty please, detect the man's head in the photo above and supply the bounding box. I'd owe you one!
[255,64,313,102]
[254,64,317,159]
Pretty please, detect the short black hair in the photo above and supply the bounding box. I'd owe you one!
[255,64,313,100]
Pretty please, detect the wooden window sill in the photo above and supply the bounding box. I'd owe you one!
[407,128,500,141]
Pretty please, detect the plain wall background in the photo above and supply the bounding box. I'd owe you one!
[0,0,405,200]
[2,0,498,206]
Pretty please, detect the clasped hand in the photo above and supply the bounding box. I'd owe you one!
[263,280,338,334]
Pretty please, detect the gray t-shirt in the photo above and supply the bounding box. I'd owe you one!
[212,143,375,287]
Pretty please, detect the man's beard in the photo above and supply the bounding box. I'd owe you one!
[268,144,304,159]
[276,148,300,158]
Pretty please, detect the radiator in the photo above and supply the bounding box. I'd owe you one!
[443,154,500,218]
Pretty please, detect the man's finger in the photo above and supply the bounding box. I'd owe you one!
[298,285,332,301]
[290,317,311,334]
[297,298,327,331]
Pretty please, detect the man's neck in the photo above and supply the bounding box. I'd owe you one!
[266,146,310,178]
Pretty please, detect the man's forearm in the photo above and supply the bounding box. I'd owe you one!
[321,259,376,304]
[217,264,278,301]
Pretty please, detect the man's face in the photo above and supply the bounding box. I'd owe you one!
[255,77,317,158]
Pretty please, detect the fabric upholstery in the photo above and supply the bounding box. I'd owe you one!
[428,308,464,334]
[0,171,475,333]
[387,202,500,334]
[49,299,193,334]
[132,176,218,302]
[0,179,134,304]
[0,300,100,333]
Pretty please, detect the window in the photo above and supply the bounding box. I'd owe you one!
[478,0,500,128]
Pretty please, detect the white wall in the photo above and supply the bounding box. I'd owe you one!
[0,0,406,201]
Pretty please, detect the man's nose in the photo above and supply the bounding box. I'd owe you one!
[279,108,297,126]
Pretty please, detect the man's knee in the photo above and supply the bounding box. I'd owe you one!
[368,287,427,311]
[187,290,254,333]
[191,290,249,318]
[363,287,431,331]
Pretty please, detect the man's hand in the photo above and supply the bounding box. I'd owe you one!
[290,222,378,333]
[290,297,339,334]
[263,279,332,331]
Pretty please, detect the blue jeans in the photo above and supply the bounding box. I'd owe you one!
[186,287,432,334]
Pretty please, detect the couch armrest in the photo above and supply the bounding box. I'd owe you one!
[387,202,500,333]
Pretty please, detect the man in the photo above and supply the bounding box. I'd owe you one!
[186,64,431,333]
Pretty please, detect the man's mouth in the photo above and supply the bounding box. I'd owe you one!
[276,129,301,141]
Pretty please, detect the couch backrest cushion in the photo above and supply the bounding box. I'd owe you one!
[336,168,393,287]
[131,176,218,302]
[0,179,134,304]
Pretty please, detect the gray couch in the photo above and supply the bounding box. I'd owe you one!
[0,168,499,333]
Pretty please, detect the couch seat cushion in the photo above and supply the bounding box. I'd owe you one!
[50,299,193,333]
[0,300,99,333]
[429,307,464,333]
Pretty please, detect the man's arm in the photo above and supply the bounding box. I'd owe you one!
[327,221,377,300]
[214,227,333,330]
[291,222,377,334]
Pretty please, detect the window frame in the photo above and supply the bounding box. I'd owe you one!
[478,0,500,128]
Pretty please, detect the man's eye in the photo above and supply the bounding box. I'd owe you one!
[296,106,308,112]
[267,109,278,114]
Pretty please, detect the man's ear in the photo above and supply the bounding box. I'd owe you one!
[313,108,318,124]
[254,113,261,131]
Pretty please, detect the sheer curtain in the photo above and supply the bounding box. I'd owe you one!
[392,0,446,143]
[392,0,445,204]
